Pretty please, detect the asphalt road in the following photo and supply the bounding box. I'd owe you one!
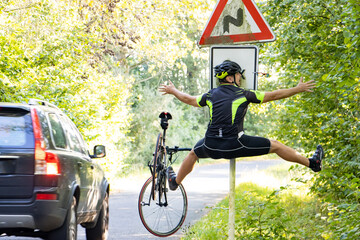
[3,159,286,240]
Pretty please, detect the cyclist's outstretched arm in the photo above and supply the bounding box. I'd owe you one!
[262,77,316,103]
[159,80,199,107]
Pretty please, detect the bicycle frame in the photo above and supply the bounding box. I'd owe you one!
[148,127,168,207]
[139,112,191,237]
[145,113,191,207]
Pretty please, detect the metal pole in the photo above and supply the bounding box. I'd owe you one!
[229,158,236,240]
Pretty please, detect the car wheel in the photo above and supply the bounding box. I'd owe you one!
[47,196,77,240]
[86,192,109,240]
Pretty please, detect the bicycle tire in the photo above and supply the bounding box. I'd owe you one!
[151,133,163,200]
[138,176,188,237]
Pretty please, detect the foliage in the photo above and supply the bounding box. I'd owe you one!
[123,69,209,172]
[0,0,133,178]
[124,0,214,171]
[183,182,326,240]
[0,0,216,177]
[257,0,360,238]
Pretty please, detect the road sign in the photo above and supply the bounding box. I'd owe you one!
[199,0,275,46]
[210,45,259,90]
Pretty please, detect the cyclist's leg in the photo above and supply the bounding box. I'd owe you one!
[173,137,212,184]
[239,135,322,171]
[237,135,309,167]
[269,139,309,167]
[168,138,204,188]
[175,150,198,185]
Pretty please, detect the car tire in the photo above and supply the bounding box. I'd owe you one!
[47,196,77,240]
[86,192,109,240]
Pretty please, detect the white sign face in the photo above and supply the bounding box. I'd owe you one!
[210,45,259,90]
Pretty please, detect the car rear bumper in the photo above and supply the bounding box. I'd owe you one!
[0,215,35,228]
[0,199,67,232]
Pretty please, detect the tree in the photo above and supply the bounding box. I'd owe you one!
[0,0,217,177]
[0,0,133,178]
[258,0,359,238]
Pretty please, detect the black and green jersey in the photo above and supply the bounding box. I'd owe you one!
[196,84,265,138]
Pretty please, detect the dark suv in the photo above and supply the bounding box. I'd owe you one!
[0,99,109,240]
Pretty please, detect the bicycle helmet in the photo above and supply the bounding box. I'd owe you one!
[214,60,245,82]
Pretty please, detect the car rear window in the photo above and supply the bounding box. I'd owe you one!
[0,108,34,148]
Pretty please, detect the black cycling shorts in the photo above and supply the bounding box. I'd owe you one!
[193,134,271,159]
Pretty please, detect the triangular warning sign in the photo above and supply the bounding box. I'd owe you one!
[199,0,275,46]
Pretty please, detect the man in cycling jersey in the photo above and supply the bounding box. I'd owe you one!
[159,60,324,191]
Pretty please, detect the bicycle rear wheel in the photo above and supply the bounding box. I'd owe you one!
[151,133,163,200]
[138,176,188,237]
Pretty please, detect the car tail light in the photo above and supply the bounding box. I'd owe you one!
[31,108,60,175]
[36,193,58,200]
[44,152,60,175]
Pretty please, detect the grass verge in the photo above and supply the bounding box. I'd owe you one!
[182,165,328,239]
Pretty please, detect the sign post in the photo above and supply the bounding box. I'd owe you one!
[229,158,236,240]
[199,1,276,239]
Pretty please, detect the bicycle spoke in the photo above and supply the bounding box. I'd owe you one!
[164,209,175,229]
[164,206,184,218]
[154,208,163,231]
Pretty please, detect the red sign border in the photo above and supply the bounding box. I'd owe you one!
[199,0,275,46]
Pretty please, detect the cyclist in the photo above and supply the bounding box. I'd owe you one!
[159,60,324,191]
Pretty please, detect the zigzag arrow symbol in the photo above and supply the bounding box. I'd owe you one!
[223,8,243,33]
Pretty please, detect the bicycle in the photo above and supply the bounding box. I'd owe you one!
[138,112,191,237]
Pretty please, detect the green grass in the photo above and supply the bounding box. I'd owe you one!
[182,167,328,240]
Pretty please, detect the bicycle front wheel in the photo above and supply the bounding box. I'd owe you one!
[138,177,188,237]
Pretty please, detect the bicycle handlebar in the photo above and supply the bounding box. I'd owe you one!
[166,146,192,154]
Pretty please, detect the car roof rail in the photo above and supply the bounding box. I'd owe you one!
[28,99,61,111]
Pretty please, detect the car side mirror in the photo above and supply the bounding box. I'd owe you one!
[91,145,106,158]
